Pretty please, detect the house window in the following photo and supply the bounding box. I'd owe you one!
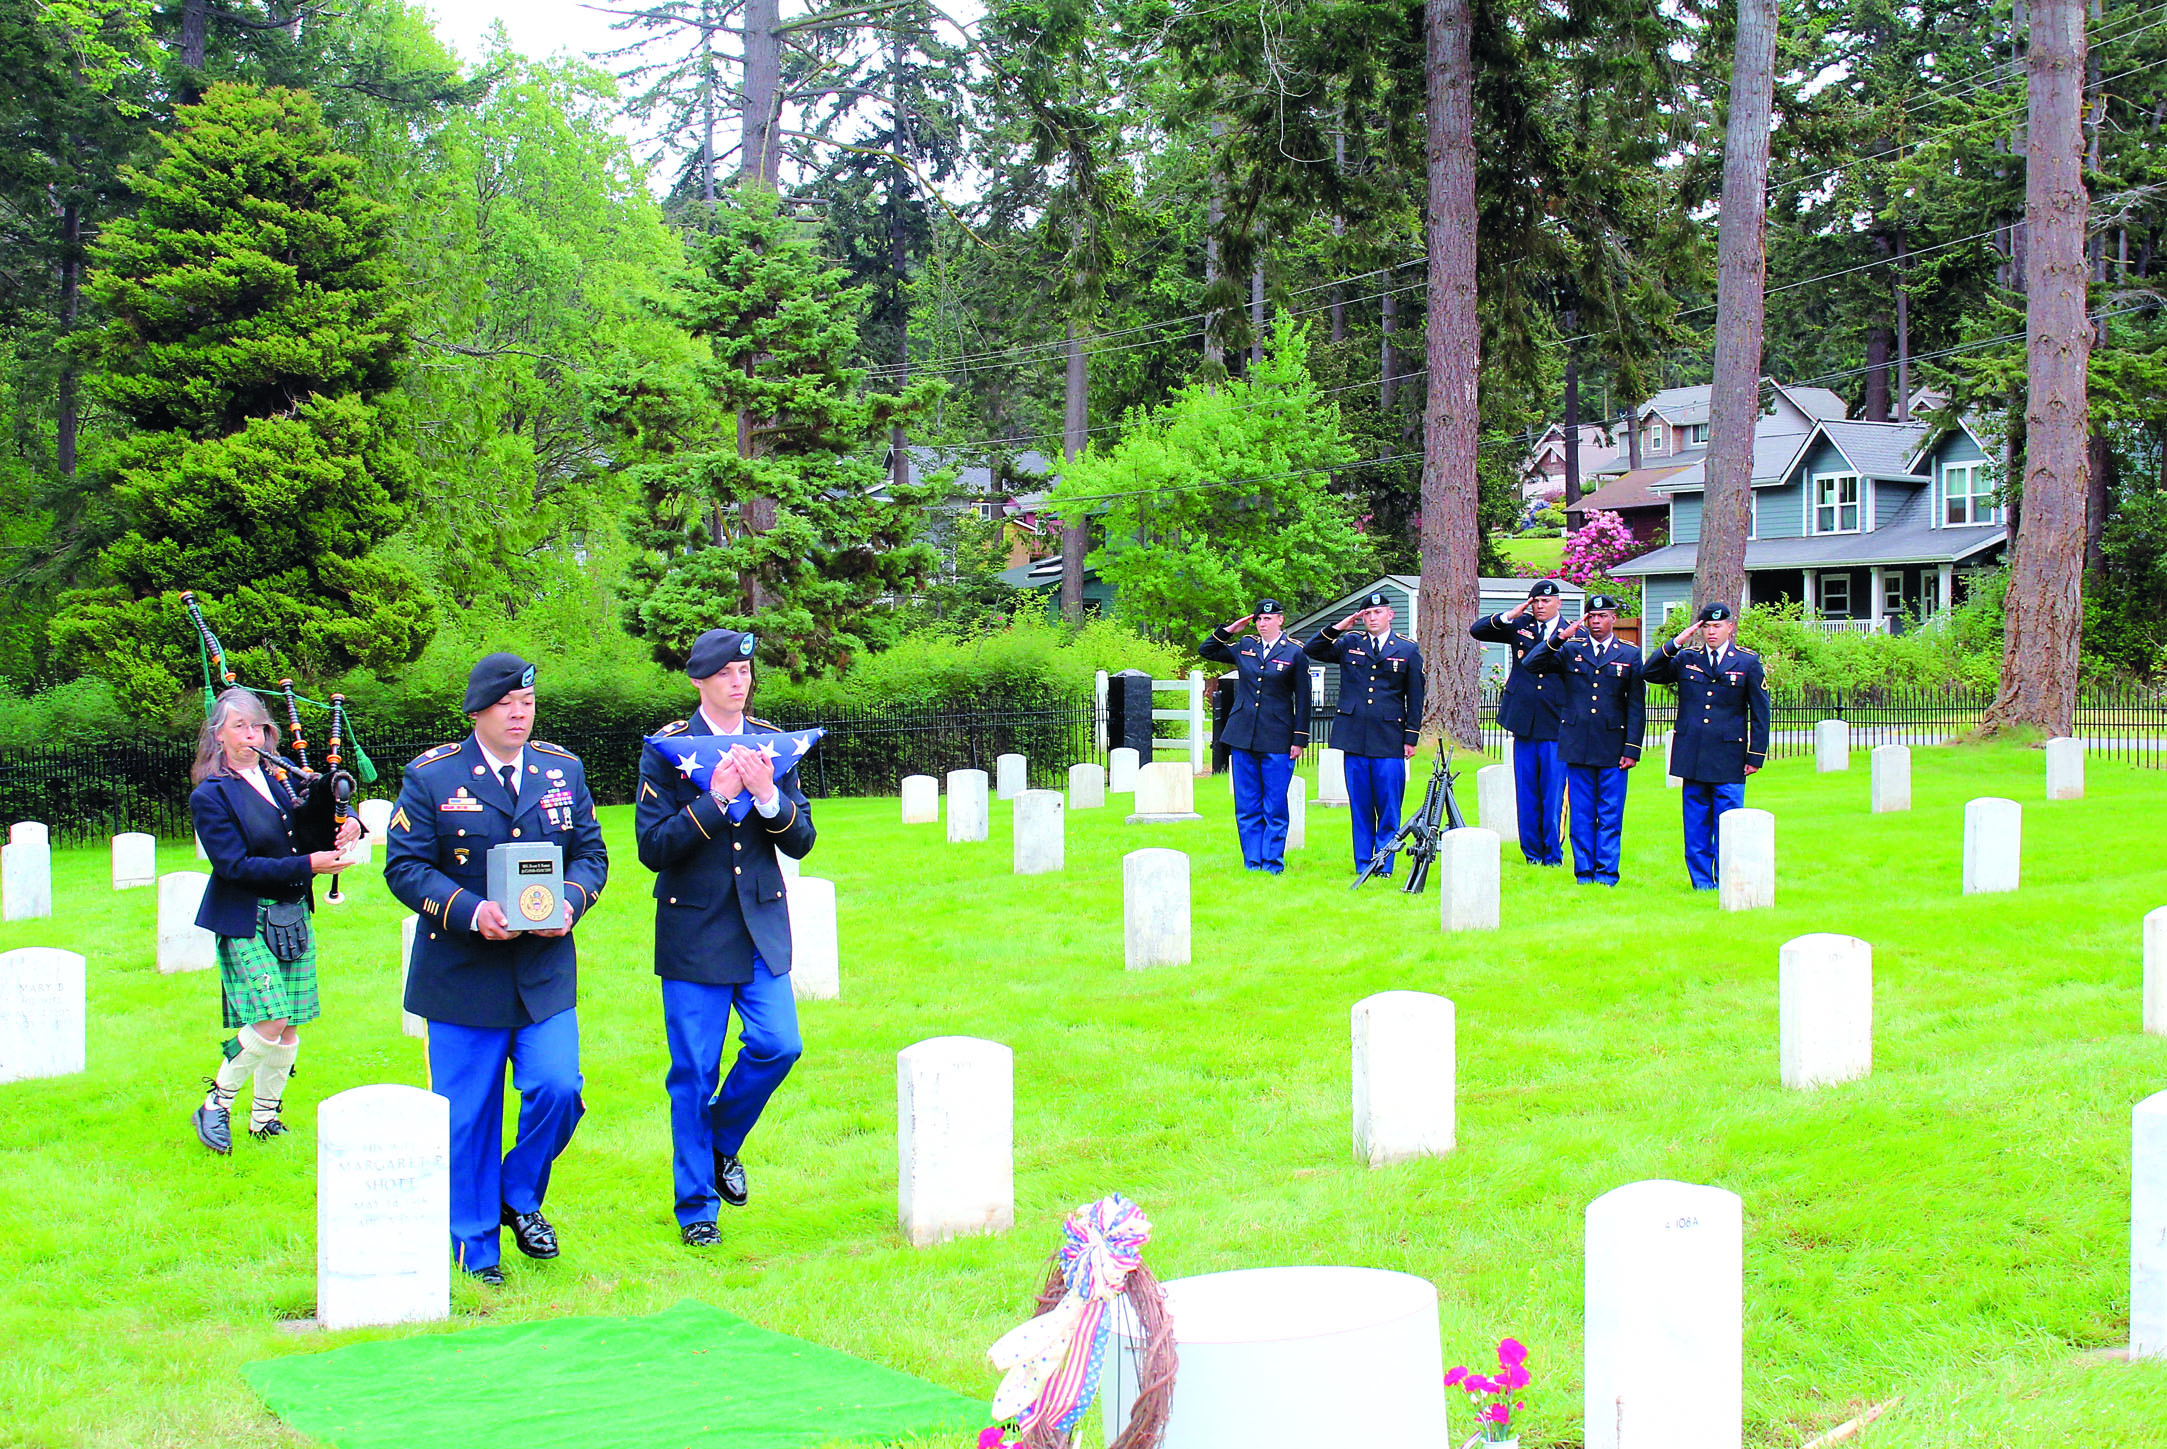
[1820,572,1851,616]
[1944,462,1994,525]
[1813,473,1861,533]
[1686,423,1709,445]
[1645,425,1666,455]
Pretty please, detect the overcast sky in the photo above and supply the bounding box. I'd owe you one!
[421,0,631,68]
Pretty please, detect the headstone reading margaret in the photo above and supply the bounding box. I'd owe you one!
[1438,828,1500,933]
[2,839,51,922]
[1779,933,1872,1089]
[995,752,1027,801]
[1012,790,1064,875]
[0,947,86,1084]
[946,769,990,844]
[1813,719,1850,773]
[900,774,940,824]
[156,873,217,975]
[1717,808,1775,912]
[1475,764,1516,844]
[1351,991,1455,1166]
[1108,747,1141,793]
[896,1035,1013,1248]
[1286,774,1307,850]
[786,876,840,1001]
[398,917,426,1039]
[1126,761,1201,823]
[1871,744,1911,813]
[1067,761,1106,810]
[2134,1089,2167,1360]
[1584,1180,1743,1449]
[2045,736,2085,801]
[1316,747,1350,807]
[112,832,156,890]
[316,1084,450,1332]
[1123,848,1190,970]
[1963,797,2022,895]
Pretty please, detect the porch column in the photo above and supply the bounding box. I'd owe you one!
[1802,568,1818,619]
[1937,562,1954,613]
[1740,571,1753,609]
[1869,565,1886,628]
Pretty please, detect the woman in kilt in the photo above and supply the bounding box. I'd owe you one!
[187,688,359,1153]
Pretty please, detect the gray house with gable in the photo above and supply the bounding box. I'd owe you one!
[1611,416,2007,630]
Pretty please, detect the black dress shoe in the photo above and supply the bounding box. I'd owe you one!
[249,1118,290,1140]
[193,1098,233,1156]
[468,1263,505,1286]
[680,1220,722,1247]
[500,1205,560,1259]
[715,1153,748,1208]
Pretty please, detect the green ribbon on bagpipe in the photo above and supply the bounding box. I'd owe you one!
[191,626,379,786]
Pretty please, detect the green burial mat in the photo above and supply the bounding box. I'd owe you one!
[243,1299,984,1449]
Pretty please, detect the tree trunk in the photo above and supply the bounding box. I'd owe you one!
[1331,134,1347,344]
[888,27,909,498]
[1862,325,1892,421]
[1562,351,1581,506]
[1693,0,1778,616]
[699,7,718,203]
[1250,262,1265,368]
[1417,0,1482,745]
[1985,0,2088,737]
[179,0,208,69]
[57,201,79,481]
[1380,291,1399,411]
[1061,322,1089,618]
[1895,225,1912,420]
[1626,406,1641,469]
[1205,123,1226,372]
[740,0,784,188]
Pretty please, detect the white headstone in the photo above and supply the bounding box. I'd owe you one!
[2,840,51,922]
[317,1084,450,1331]
[195,832,208,861]
[1012,790,1065,875]
[398,916,426,1039]
[1351,991,1455,1166]
[1813,718,1850,772]
[157,872,218,975]
[1317,747,1350,807]
[1870,744,1911,813]
[9,821,47,847]
[1067,762,1106,810]
[1108,747,1141,793]
[946,769,990,844]
[1664,730,1683,789]
[1475,763,1516,843]
[112,831,156,890]
[1963,797,2022,895]
[787,876,840,1001]
[900,774,940,824]
[2045,736,2085,800]
[1127,761,1201,823]
[358,797,394,843]
[1437,828,1500,933]
[0,947,86,1084]
[1286,773,1307,851]
[2135,1090,2167,1360]
[1717,808,1775,912]
[2146,907,2167,1038]
[1124,848,1190,970]
[777,849,800,880]
[1584,1180,1744,1449]
[344,826,373,868]
[897,1035,1013,1247]
[1779,933,1872,1089]
[995,752,1028,800]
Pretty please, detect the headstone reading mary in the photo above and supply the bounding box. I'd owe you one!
[0,947,86,1084]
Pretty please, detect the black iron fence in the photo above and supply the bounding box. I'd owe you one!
[0,700,1108,842]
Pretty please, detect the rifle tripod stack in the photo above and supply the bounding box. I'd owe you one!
[1352,742,1467,894]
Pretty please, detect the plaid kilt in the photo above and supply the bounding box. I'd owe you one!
[217,901,321,1029]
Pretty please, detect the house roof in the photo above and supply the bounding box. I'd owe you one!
[1636,381,1848,429]
[1285,574,1588,638]
[901,445,1056,496]
[1902,414,1995,475]
[1770,383,1851,423]
[1651,429,1817,493]
[1811,418,1934,481]
[1607,519,2008,577]
[1564,465,1690,516]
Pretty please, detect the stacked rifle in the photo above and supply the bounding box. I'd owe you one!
[1352,742,1467,894]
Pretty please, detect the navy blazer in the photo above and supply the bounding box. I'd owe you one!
[384,735,610,1030]
[1640,641,1771,783]
[1521,632,1647,769]
[634,712,817,986]
[1468,610,1565,741]
[1301,626,1425,757]
[1198,629,1312,754]
[190,769,336,937]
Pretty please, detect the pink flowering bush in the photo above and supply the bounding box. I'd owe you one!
[1559,509,1640,584]
[1444,1338,1531,1444]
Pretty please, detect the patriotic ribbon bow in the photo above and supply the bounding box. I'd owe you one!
[988,1194,1153,1437]
[642,728,825,821]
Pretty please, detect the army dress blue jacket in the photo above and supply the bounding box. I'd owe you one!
[384,735,610,1030]
[1520,632,1647,769]
[634,713,816,986]
[1640,640,1771,784]
[1468,610,1565,742]
[1198,628,1312,754]
[1301,626,1425,757]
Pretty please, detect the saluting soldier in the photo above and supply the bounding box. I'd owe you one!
[1303,590,1424,877]
[634,628,815,1248]
[1469,580,1569,867]
[384,653,609,1285]
[1199,598,1311,874]
[1639,603,1770,890]
[1520,594,1645,886]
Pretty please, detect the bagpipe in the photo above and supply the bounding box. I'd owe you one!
[181,591,377,902]
[1352,741,1467,894]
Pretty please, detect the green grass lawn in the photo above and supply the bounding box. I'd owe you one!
[3,740,2165,1447]
[1496,534,1564,572]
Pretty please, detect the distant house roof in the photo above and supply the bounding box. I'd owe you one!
[1638,381,1848,430]
[900,445,1056,495]
[1769,383,1851,423]
[1608,519,2008,577]
[1810,418,1934,481]
[1563,465,1690,517]
[1651,429,1817,493]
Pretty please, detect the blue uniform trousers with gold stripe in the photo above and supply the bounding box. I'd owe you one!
[663,964,802,1226]
[428,1007,584,1272]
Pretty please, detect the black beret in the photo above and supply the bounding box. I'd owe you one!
[1527,579,1562,598]
[687,628,758,679]
[1698,602,1734,622]
[464,652,535,712]
[1254,598,1283,616]
[1586,594,1622,612]
[1362,591,1390,609]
